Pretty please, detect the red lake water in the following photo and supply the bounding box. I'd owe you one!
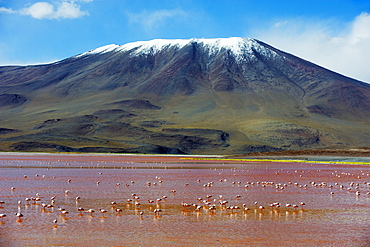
[0,154,370,246]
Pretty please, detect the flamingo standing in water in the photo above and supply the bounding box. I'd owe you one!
[154,209,162,215]
[99,209,107,216]
[61,210,69,215]
[86,209,95,216]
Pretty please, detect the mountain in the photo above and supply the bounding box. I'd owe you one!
[0,37,369,154]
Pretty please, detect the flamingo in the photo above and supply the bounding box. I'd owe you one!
[86,209,95,215]
[16,212,23,218]
[154,209,162,215]
[99,209,107,216]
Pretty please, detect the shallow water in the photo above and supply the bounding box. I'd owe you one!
[1,157,370,246]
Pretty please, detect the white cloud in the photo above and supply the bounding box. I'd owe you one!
[0,7,16,14]
[274,21,288,28]
[21,2,55,19]
[348,12,370,44]
[1,1,90,20]
[55,1,88,19]
[254,12,370,83]
[127,9,187,30]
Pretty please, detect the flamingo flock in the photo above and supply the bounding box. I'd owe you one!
[1,158,370,247]
[2,167,370,224]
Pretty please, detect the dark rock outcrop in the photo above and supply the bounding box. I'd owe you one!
[0,94,27,107]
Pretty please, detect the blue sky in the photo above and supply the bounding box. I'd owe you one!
[1,0,370,82]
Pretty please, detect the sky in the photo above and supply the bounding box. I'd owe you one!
[1,0,370,83]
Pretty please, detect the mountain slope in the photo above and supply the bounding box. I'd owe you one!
[0,37,369,154]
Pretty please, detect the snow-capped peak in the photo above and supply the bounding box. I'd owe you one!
[118,38,191,55]
[76,37,278,62]
[117,37,258,57]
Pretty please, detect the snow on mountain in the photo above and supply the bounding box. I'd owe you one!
[76,44,120,57]
[118,38,190,55]
[76,37,281,63]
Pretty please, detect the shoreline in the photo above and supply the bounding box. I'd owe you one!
[0,151,369,165]
[231,148,370,158]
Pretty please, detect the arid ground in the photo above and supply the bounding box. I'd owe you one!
[0,152,370,246]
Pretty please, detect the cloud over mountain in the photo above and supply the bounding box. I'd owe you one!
[255,12,370,83]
